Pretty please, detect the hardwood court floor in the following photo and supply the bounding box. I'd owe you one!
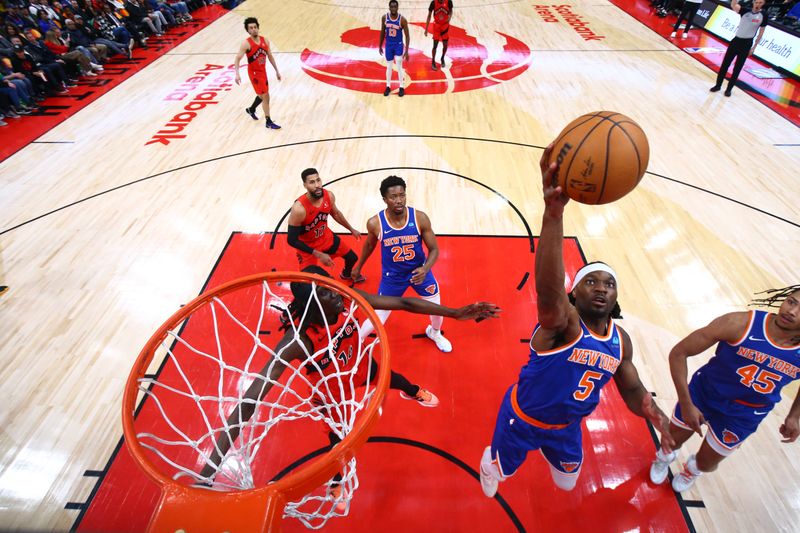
[1,0,799,531]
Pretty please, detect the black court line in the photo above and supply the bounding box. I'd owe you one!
[683,500,707,508]
[83,470,103,477]
[65,502,85,510]
[4,134,798,236]
[69,232,238,531]
[271,435,526,533]
[268,167,535,253]
[30,141,75,144]
[774,143,800,146]
[516,272,530,291]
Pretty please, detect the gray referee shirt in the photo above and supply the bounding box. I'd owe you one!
[735,8,767,39]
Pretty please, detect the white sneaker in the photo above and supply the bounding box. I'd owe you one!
[670,31,676,38]
[649,448,677,484]
[480,447,499,497]
[400,387,440,407]
[672,454,701,492]
[426,325,452,353]
[682,32,689,39]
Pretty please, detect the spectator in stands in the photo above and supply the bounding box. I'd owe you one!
[5,6,36,29]
[671,0,703,38]
[9,41,66,95]
[97,2,146,50]
[13,32,75,89]
[124,0,162,36]
[43,28,101,75]
[65,16,123,57]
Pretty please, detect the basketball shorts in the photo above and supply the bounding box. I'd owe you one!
[248,68,269,95]
[384,42,404,61]
[671,372,771,456]
[432,22,449,41]
[296,236,353,271]
[378,269,438,298]
[490,385,583,476]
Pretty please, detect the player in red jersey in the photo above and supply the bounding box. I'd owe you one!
[424,0,453,70]
[287,168,365,283]
[197,265,502,481]
[234,17,282,129]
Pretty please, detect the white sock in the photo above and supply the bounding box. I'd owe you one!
[359,309,391,341]
[656,447,676,463]
[385,62,392,87]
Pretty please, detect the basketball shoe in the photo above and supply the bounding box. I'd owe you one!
[400,387,439,407]
[383,86,391,96]
[426,325,452,352]
[245,107,257,120]
[672,455,702,492]
[266,119,281,129]
[480,447,499,497]
[649,448,677,484]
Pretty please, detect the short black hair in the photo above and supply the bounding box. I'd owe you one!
[281,266,333,331]
[244,17,259,30]
[301,168,319,182]
[380,175,406,197]
[389,0,398,6]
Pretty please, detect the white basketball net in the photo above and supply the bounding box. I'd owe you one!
[131,277,383,529]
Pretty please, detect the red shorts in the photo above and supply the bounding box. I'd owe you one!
[432,22,450,41]
[296,240,353,271]
[248,68,269,95]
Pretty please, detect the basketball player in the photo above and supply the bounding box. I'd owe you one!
[350,176,453,353]
[287,168,365,283]
[234,17,282,129]
[479,144,674,496]
[424,0,453,70]
[710,0,767,97]
[378,0,410,97]
[649,286,800,492]
[197,265,501,481]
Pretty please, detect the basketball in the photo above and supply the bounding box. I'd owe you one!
[549,111,650,205]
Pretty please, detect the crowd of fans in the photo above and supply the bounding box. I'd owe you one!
[0,0,217,126]
[652,0,800,27]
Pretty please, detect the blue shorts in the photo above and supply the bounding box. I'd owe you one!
[378,270,439,298]
[490,386,583,476]
[385,42,404,61]
[672,373,771,454]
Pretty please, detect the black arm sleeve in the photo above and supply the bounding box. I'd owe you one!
[287,225,315,254]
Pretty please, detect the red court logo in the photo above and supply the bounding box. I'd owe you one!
[301,24,531,95]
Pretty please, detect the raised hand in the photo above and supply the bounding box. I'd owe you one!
[452,302,502,321]
[540,143,569,213]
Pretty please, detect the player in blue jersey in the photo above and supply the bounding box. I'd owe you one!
[379,0,410,97]
[650,285,800,492]
[351,175,453,354]
[479,145,674,496]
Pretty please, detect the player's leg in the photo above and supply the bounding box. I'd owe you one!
[261,91,280,129]
[296,250,320,272]
[395,55,405,97]
[480,386,537,497]
[246,95,262,120]
[672,406,762,492]
[367,357,439,407]
[412,272,451,352]
[539,423,584,491]
[440,37,449,68]
[332,244,365,283]
[356,276,406,340]
[384,46,395,96]
[431,38,439,70]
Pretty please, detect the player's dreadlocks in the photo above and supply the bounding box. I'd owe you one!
[750,284,800,309]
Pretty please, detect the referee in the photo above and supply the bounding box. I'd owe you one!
[711,0,768,96]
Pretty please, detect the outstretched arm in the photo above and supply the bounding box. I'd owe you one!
[613,327,675,452]
[669,311,752,434]
[329,191,360,239]
[358,289,501,321]
[532,144,580,351]
[198,332,309,479]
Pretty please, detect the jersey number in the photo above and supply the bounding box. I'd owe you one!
[314,225,326,238]
[388,28,397,37]
[735,364,781,394]
[391,244,415,262]
[336,345,353,367]
[573,370,603,401]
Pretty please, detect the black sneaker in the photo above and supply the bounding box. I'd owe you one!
[398,87,405,97]
[441,57,446,68]
[266,119,281,129]
[383,86,391,96]
[431,61,438,70]
[245,107,257,120]
[724,88,732,97]
[710,85,721,92]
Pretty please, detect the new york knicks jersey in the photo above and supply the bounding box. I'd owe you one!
[516,319,623,425]
[385,12,403,45]
[378,207,426,278]
[694,310,800,410]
